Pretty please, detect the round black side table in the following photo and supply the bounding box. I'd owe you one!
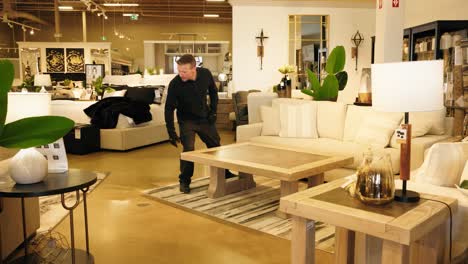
[0,169,98,264]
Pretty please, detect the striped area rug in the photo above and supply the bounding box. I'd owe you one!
[142,176,335,253]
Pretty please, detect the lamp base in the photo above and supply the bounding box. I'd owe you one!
[39,86,47,93]
[394,189,420,203]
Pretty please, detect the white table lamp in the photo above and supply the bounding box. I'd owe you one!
[372,60,444,203]
[34,74,52,93]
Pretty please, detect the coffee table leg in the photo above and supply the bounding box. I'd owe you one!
[238,172,256,190]
[307,173,324,188]
[280,181,298,197]
[382,240,409,264]
[207,167,226,198]
[291,216,315,264]
[277,181,299,218]
[61,191,80,264]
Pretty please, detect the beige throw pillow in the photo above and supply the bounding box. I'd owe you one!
[354,113,403,148]
[279,102,318,138]
[260,106,280,136]
[414,142,468,187]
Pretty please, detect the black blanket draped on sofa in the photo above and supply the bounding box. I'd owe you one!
[84,97,152,129]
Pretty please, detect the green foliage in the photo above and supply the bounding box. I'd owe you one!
[146,67,156,75]
[63,79,71,86]
[20,75,35,92]
[92,76,113,97]
[461,180,468,189]
[336,71,348,91]
[0,60,74,149]
[301,46,348,101]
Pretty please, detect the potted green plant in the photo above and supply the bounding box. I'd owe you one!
[0,60,74,183]
[301,46,348,101]
[0,60,74,148]
[92,76,113,99]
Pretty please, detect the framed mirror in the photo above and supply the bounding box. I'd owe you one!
[289,15,329,90]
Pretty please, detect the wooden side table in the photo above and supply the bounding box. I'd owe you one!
[280,178,457,264]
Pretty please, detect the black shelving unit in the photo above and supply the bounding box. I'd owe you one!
[405,20,468,61]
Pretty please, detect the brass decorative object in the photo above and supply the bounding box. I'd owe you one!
[255,29,269,70]
[355,150,395,205]
[351,30,364,71]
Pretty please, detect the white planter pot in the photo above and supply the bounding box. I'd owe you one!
[9,148,48,184]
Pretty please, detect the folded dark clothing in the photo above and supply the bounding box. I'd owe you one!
[84,97,152,129]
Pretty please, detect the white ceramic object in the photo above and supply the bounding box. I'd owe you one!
[9,148,48,184]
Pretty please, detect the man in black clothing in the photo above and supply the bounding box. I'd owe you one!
[165,54,221,194]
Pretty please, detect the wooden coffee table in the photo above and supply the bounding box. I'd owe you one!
[181,142,353,199]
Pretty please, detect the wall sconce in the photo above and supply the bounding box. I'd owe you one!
[351,30,364,71]
[255,29,269,70]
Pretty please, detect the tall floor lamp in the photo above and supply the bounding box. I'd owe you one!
[372,60,444,203]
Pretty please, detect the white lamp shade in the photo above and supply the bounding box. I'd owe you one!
[6,93,51,123]
[34,74,52,86]
[218,73,228,82]
[371,60,444,112]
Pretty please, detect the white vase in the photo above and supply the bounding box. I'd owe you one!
[9,148,48,184]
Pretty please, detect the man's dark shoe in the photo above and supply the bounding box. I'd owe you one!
[179,184,190,194]
[225,170,237,179]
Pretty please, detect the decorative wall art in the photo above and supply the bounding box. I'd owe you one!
[46,48,65,72]
[66,48,85,73]
[85,64,105,85]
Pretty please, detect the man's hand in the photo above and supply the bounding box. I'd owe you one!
[208,112,217,124]
[169,134,181,148]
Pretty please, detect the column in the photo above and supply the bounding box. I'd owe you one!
[375,0,405,63]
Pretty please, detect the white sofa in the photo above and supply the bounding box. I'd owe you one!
[237,98,453,181]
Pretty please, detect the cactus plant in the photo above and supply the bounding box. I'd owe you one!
[301,46,348,101]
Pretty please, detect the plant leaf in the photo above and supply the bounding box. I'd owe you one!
[336,71,348,91]
[0,116,74,148]
[319,75,339,100]
[0,60,14,136]
[461,180,468,189]
[306,68,320,92]
[325,46,346,74]
[301,89,315,98]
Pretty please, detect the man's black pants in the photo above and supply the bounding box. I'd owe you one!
[179,119,220,185]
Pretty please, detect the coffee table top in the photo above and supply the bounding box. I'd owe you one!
[181,142,353,181]
[279,178,457,245]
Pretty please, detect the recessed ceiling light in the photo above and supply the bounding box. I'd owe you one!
[58,6,74,10]
[123,13,139,17]
[103,3,139,7]
[204,14,219,18]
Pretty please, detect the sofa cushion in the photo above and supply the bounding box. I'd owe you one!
[413,142,468,187]
[279,101,318,138]
[249,136,400,173]
[260,106,280,136]
[354,112,403,148]
[343,105,373,141]
[316,101,347,140]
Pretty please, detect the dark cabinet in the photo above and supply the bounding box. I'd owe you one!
[404,20,468,61]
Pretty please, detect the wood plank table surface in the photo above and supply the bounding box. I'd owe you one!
[181,142,353,200]
[279,178,458,264]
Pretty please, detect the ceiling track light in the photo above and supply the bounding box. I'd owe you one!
[1,16,40,32]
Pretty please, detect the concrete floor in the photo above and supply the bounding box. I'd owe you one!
[46,130,332,263]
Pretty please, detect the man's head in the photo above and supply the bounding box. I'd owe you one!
[177,54,197,81]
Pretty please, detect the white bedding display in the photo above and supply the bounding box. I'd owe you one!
[50,100,170,128]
